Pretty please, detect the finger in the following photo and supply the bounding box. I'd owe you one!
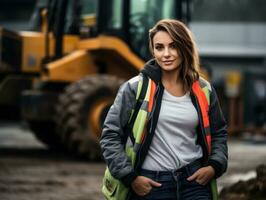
[195,178,205,185]
[137,187,152,196]
[202,175,212,185]
[195,172,207,182]
[187,171,199,181]
[138,191,146,197]
[196,172,206,182]
[148,179,162,187]
[139,191,147,197]
[196,175,210,185]
[197,178,208,185]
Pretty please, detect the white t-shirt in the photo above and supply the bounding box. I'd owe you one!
[142,89,203,171]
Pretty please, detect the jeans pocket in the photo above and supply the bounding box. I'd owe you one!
[192,180,205,187]
[181,180,211,200]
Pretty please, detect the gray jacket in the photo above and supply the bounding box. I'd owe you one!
[100,59,228,187]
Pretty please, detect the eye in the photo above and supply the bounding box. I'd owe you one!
[154,45,163,51]
[170,43,177,49]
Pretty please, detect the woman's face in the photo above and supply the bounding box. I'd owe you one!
[152,31,182,72]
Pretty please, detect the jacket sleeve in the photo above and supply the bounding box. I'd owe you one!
[208,86,228,178]
[100,77,139,186]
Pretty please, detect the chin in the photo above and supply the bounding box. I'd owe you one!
[161,65,179,72]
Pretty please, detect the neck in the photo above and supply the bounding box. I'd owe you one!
[161,69,186,96]
[161,69,181,86]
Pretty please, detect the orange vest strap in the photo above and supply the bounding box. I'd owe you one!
[192,81,210,127]
[192,81,211,154]
[148,81,156,113]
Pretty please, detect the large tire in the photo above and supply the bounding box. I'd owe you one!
[55,75,124,159]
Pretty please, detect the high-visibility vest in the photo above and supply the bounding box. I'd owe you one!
[192,80,219,200]
[102,75,153,200]
[102,75,218,200]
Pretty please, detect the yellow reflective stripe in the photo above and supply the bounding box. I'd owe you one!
[125,76,151,165]
[125,146,136,165]
[144,78,151,101]
[128,76,144,123]
[102,167,128,199]
[202,87,210,105]
[128,109,134,123]
[133,110,148,144]
[131,79,151,144]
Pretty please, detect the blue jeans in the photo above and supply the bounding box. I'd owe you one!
[131,159,211,200]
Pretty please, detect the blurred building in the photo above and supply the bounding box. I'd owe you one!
[189,0,266,133]
[190,0,265,80]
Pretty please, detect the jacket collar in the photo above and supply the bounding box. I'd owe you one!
[140,59,161,84]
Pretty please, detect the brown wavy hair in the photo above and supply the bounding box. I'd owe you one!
[149,19,200,91]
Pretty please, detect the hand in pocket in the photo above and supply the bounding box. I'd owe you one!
[131,176,162,196]
[187,166,215,185]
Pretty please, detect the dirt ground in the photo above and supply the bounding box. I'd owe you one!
[0,121,266,200]
[0,121,105,200]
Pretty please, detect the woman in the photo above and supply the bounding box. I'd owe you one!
[100,19,228,200]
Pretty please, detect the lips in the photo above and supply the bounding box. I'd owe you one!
[163,60,174,65]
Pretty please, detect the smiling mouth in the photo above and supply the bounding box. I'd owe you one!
[163,60,174,65]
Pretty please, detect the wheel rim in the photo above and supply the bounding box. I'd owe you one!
[88,97,113,139]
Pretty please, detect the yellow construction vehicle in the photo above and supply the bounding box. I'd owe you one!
[0,0,190,159]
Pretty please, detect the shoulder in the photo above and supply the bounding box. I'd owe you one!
[118,74,142,98]
[128,75,141,85]
[198,76,212,92]
[124,74,144,90]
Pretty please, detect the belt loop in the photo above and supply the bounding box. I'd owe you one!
[185,164,191,177]
[172,170,178,181]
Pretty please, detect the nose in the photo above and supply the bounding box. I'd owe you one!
[163,47,170,57]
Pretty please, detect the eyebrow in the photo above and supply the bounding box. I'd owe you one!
[154,41,175,46]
